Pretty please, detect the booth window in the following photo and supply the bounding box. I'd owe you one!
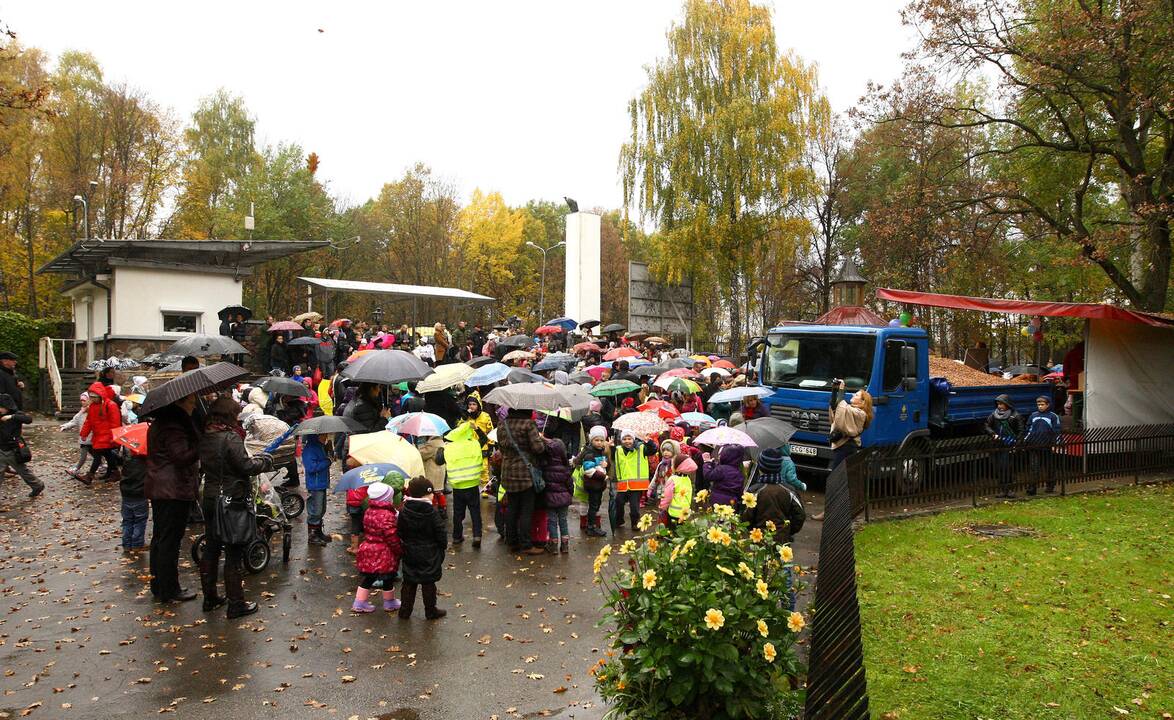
[162,311,199,333]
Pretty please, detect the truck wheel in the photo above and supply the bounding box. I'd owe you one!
[898,457,926,495]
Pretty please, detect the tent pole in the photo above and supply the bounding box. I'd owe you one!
[413,297,419,346]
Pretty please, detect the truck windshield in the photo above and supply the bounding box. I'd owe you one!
[762,333,875,390]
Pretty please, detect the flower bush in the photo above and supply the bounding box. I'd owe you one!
[593,502,805,719]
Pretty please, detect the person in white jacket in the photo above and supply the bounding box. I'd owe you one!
[60,391,102,479]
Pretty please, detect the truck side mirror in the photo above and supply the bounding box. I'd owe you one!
[901,345,917,382]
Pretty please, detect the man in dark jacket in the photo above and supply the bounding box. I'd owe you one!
[0,393,42,496]
[0,351,24,410]
[145,395,202,602]
[741,477,805,610]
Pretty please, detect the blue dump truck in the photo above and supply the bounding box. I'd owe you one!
[749,324,1051,476]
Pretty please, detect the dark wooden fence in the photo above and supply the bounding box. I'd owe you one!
[852,424,1174,520]
[803,458,870,720]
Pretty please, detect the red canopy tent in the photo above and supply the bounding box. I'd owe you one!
[876,287,1174,428]
[876,288,1174,328]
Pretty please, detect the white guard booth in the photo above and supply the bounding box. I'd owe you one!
[564,212,601,323]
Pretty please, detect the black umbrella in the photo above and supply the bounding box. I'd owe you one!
[602,323,625,333]
[568,371,594,384]
[341,349,434,385]
[579,319,600,330]
[257,376,313,398]
[466,356,497,368]
[741,417,797,457]
[164,334,249,357]
[292,415,364,436]
[218,304,252,321]
[287,336,321,346]
[497,334,533,349]
[631,365,659,377]
[507,368,545,384]
[139,362,249,417]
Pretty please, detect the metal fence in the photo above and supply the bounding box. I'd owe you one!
[804,458,870,720]
[850,424,1174,520]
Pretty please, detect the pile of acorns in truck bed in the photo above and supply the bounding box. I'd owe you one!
[928,356,1041,387]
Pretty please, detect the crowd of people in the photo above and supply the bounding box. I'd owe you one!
[2,315,816,624]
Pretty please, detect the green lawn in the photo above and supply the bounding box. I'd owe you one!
[855,483,1173,720]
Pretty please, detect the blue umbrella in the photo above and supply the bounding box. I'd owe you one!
[546,316,578,332]
[466,362,511,386]
[333,463,408,493]
[680,412,716,426]
[533,354,577,372]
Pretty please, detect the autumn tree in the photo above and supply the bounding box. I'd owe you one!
[903,0,1174,311]
[620,0,822,353]
[450,189,534,323]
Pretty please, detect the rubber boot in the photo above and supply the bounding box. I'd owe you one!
[352,587,374,613]
[199,559,225,612]
[308,525,328,546]
[398,582,418,619]
[560,538,569,554]
[545,540,558,554]
[422,583,446,620]
[80,471,95,486]
[579,514,588,531]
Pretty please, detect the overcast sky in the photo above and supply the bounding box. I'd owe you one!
[5,0,914,212]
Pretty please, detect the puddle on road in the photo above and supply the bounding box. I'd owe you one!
[376,710,420,720]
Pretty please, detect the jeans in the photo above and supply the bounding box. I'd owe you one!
[121,498,148,548]
[504,487,536,549]
[307,489,327,526]
[546,506,569,540]
[149,498,191,599]
[615,490,640,526]
[1028,447,1053,493]
[451,487,482,540]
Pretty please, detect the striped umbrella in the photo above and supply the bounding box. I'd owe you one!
[386,412,452,438]
[653,376,701,394]
[138,362,250,416]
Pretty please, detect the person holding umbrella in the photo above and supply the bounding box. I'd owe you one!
[497,407,548,555]
[145,391,202,603]
[197,396,274,618]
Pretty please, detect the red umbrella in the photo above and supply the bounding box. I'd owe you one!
[268,320,303,332]
[712,359,736,370]
[535,325,564,336]
[112,423,150,456]
[573,342,603,354]
[638,399,681,420]
[330,318,351,327]
[662,368,701,378]
[603,346,641,361]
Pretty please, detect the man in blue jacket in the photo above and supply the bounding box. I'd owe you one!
[1024,396,1061,495]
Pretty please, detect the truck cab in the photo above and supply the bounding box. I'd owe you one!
[753,325,929,474]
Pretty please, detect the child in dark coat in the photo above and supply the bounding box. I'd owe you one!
[542,438,574,554]
[120,452,149,550]
[396,476,448,620]
[353,481,402,613]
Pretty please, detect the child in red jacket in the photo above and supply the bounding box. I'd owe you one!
[353,480,403,613]
[77,382,122,486]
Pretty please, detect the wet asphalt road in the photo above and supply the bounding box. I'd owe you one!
[0,420,820,720]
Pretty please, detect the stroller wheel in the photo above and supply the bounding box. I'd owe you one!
[245,540,270,574]
[190,535,207,565]
[280,492,305,519]
[282,532,292,563]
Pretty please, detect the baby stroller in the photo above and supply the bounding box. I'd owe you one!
[191,479,294,574]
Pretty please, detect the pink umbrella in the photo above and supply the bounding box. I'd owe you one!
[603,347,641,361]
[585,365,608,382]
[662,368,701,378]
[638,399,681,420]
[693,426,757,448]
[379,334,395,349]
[268,321,303,332]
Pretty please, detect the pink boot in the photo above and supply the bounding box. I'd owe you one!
[383,596,401,612]
[352,587,375,613]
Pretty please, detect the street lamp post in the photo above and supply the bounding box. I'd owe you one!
[72,195,89,240]
[525,240,566,323]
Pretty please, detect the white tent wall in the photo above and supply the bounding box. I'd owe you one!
[1086,319,1174,427]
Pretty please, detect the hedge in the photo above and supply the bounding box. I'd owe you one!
[0,310,63,400]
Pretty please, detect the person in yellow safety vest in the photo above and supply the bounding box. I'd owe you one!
[660,452,697,530]
[610,429,654,529]
[444,422,485,548]
[317,377,334,417]
[461,393,494,492]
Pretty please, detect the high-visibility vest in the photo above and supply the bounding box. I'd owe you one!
[614,445,649,492]
[318,379,333,416]
[667,474,693,518]
[444,425,484,490]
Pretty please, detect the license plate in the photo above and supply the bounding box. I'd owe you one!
[790,444,819,457]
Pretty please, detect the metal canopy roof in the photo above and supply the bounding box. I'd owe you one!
[38,239,330,276]
[299,277,495,302]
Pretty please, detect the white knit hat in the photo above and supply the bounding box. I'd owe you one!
[588,425,607,440]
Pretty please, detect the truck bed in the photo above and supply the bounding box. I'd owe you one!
[938,382,1052,427]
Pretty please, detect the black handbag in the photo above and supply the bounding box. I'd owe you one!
[13,435,32,464]
[211,435,256,546]
[502,420,545,493]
